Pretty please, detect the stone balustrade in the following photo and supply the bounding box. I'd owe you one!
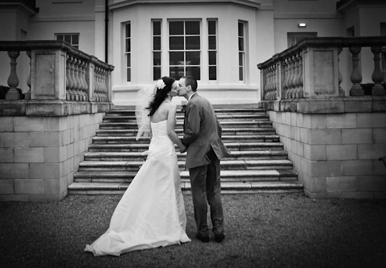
[257,37,386,199]
[0,41,114,202]
[0,40,114,116]
[258,36,386,102]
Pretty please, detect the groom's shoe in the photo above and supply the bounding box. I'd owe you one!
[195,233,209,243]
[214,233,225,243]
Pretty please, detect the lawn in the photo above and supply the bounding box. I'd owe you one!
[1,193,385,268]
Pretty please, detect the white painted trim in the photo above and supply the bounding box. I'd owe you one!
[110,0,261,10]
[274,13,343,19]
[30,15,95,22]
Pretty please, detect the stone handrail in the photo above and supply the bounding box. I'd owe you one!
[257,36,386,101]
[0,40,114,102]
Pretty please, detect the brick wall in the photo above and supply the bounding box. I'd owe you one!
[0,113,104,201]
[268,111,386,199]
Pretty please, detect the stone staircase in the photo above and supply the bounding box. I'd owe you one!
[68,105,303,194]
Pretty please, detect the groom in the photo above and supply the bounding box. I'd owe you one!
[178,76,230,243]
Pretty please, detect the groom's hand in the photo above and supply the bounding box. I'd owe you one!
[179,144,187,153]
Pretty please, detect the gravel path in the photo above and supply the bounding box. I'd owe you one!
[1,193,385,268]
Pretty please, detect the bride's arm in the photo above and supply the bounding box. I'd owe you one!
[167,103,186,151]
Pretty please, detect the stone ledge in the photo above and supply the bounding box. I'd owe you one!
[261,96,386,114]
[0,100,111,116]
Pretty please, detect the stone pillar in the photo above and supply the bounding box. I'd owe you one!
[303,46,340,98]
[31,49,67,100]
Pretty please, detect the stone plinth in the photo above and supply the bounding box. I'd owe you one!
[0,101,110,202]
[264,97,386,199]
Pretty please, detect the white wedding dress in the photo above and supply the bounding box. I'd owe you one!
[84,120,191,256]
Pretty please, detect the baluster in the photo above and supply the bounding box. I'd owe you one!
[338,47,344,97]
[292,54,300,98]
[81,61,89,101]
[72,57,80,101]
[287,57,294,99]
[266,66,272,100]
[25,51,31,100]
[265,68,270,100]
[349,46,364,96]
[6,51,20,100]
[283,59,289,99]
[66,55,73,100]
[272,64,277,100]
[262,69,267,100]
[68,56,77,100]
[298,52,304,98]
[94,67,100,101]
[102,69,108,101]
[98,68,103,101]
[371,46,386,96]
[75,58,84,100]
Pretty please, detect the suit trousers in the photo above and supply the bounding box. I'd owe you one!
[189,149,224,237]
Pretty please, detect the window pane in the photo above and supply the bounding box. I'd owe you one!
[186,52,200,65]
[208,36,216,50]
[153,67,161,81]
[57,35,63,41]
[208,21,216,35]
[153,36,161,50]
[238,38,244,51]
[127,68,131,82]
[169,21,183,35]
[185,21,200,35]
[239,52,243,66]
[169,36,184,50]
[127,54,131,67]
[72,35,79,45]
[126,38,130,53]
[64,35,71,43]
[187,66,200,80]
[239,67,243,81]
[153,52,161,65]
[170,66,184,80]
[209,66,216,80]
[170,52,184,65]
[153,21,161,35]
[126,24,131,37]
[209,51,216,65]
[238,23,243,37]
[186,36,200,50]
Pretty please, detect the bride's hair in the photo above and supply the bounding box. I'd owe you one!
[147,76,175,116]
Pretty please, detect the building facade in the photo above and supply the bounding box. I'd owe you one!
[0,0,385,105]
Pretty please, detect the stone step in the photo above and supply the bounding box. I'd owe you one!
[68,180,303,195]
[92,134,281,144]
[102,114,270,122]
[74,169,297,182]
[95,128,277,136]
[99,121,273,129]
[69,105,302,195]
[87,142,283,153]
[78,159,292,171]
[106,108,268,116]
[84,150,288,161]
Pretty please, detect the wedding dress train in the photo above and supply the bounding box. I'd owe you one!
[84,120,191,256]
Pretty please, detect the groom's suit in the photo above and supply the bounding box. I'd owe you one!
[181,93,230,238]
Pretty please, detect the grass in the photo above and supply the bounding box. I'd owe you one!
[1,193,386,268]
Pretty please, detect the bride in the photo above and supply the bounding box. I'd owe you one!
[84,76,191,256]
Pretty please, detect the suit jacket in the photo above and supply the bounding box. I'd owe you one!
[181,93,230,169]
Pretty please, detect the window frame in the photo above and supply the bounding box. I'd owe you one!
[125,23,131,82]
[55,33,79,49]
[238,21,246,82]
[208,19,218,81]
[168,20,201,80]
